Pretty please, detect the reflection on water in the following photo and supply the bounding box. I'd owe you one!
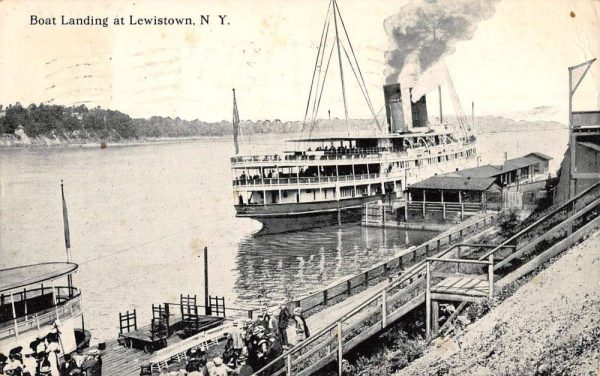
[233,224,435,307]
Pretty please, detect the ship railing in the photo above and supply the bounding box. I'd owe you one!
[232,173,383,187]
[230,149,409,165]
[230,143,475,166]
[0,287,82,341]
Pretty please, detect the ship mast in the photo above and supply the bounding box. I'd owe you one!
[232,88,240,155]
[332,0,350,136]
[300,0,381,140]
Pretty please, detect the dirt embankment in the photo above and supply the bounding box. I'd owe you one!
[397,231,600,376]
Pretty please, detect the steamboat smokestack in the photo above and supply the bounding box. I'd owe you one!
[383,84,407,133]
[410,89,428,128]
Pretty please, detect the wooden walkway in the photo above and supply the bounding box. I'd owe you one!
[252,182,600,376]
[102,315,225,375]
[431,277,489,299]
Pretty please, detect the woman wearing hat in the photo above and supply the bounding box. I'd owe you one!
[293,307,310,343]
[235,354,253,376]
[208,357,230,376]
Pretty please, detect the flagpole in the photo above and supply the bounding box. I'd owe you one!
[232,88,240,155]
[61,180,73,297]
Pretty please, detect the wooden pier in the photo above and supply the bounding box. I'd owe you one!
[112,182,599,375]
[251,181,600,376]
[98,294,246,376]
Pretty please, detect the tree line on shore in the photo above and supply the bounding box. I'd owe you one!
[0,102,565,142]
[0,102,378,141]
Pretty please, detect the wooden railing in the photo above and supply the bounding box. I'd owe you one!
[253,237,491,375]
[287,214,497,318]
[478,181,600,267]
[149,321,235,373]
[251,182,600,375]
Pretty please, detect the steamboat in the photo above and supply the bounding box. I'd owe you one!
[230,0,478,234]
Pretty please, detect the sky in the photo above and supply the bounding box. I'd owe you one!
[0,0,598,123]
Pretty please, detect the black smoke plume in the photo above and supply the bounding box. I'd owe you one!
[384,0,499,89]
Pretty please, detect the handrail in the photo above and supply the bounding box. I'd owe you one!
[478,181,600,261]
[257,185,599,375]
[150,321,234,364]
[290,214,496,316]
[427,257,491,265]
[254,228,493,375]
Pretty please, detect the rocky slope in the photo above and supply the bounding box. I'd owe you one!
[397,231,600,376]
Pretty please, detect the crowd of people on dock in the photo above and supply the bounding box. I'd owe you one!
[145,304,310,376]
[0,324,100,376]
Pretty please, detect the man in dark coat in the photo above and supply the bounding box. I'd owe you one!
[278,303,291,347]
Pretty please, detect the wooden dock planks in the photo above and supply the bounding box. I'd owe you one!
[432,276,489,297]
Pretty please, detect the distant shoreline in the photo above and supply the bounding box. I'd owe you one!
[0,135,233,149]
[0,125,568,150]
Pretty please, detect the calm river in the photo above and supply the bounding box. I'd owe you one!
[0,128,568,341]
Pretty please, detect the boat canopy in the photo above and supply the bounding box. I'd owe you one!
[0,262,78,293]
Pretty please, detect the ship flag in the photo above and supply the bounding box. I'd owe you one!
[61,180,71,253]
[232,88,241,155]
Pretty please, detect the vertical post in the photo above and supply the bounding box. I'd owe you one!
[10,292,19,337]
[422,190,426,218]
[23,288,28,321]
[287,354,292,376]
[51,282,59,319]
[441,190,446,220]
[425,261,431,340]
[337,321,343,375]
[488,255,494,299]
[457,246,461,273]
[568,66,575,199]
[204,247,210,315]
[404,191,408,221]
[381,290,388,328]
[432,300,439,337]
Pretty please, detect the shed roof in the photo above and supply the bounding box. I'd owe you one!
[408,176,497,191]
[0,262,78,293]
[502,156,538,171]
[454,165,502,178]
[455,156,540,178]
[525,152,553,161]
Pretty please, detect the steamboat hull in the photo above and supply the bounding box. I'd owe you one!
[235,195,383,234]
